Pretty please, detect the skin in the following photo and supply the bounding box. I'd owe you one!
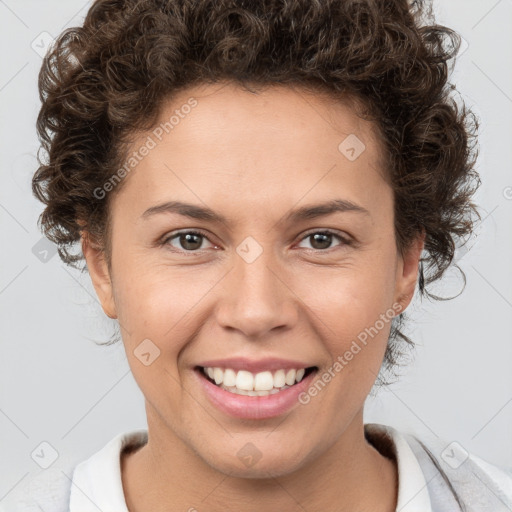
[82,81,424,512]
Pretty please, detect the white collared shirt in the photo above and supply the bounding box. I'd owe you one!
[68,423,432,511]
[365,423,433,512]
[7,423,511,511]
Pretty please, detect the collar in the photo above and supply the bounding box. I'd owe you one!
[69,424,431,511]
[365,423,433,512]
[69,428,147,512]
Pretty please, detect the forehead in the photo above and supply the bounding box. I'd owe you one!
[111,81,390,223]
[160,81,382,159]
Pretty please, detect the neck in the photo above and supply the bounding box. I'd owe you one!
[121,409,398,512]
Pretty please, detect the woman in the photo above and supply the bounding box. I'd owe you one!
[15,0,512,510]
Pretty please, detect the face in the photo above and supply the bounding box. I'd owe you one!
[84,81,423,478]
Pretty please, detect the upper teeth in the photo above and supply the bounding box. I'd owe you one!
[204,367,306,392]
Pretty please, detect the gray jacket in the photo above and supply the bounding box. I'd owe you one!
[404,432,512,511]
[2,430,511,511]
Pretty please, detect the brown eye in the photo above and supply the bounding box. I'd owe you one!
[297,231,350,251]
[310,233,333,250]
[164,230,214,252]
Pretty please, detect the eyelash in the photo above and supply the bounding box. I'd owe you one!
[160,229,353,254]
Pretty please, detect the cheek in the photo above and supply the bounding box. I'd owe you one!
[290,254,397,377]
[296,254,397,332]
[111,267,205,409]
[299,272,397,410]
[112,263,220,350]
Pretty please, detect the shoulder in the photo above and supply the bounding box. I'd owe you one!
[1,429,147,512]
[392,424,512,511]
[0,466,73,512]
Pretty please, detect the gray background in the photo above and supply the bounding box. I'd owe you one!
[1,0,511,504]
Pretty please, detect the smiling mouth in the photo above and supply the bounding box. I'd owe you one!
[196,366,318,396]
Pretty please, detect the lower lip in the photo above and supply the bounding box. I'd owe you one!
[194,368,317,420]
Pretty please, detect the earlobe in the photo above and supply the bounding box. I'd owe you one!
[394,230,426,312]
[81,232,117,319]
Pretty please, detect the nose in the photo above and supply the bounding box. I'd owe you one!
[214,244,298,339]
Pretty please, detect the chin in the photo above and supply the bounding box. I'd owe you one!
[208,455,306,480]
[196,439,310,479]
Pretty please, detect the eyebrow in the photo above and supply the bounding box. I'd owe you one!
[141,199,371,224]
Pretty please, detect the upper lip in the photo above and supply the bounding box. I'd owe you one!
[196,357,316,373]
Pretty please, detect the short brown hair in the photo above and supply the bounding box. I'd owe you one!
[32,0,480,384]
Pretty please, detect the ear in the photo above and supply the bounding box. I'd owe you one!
[393,230,425,313]
[81,231,117,319]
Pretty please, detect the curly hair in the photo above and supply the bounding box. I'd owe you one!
[32,0,480,385]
